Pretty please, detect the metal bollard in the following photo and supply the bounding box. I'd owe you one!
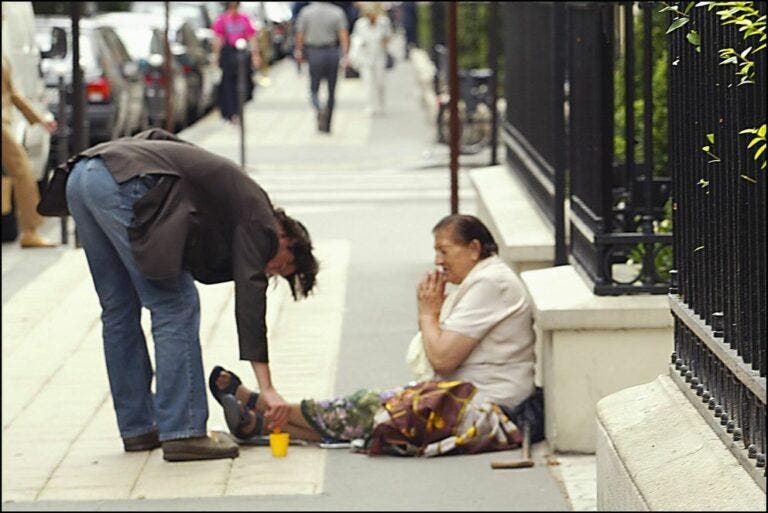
[236,38,248,172]
[56,75,69,245]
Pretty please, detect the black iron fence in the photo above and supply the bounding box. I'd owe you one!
[500,2,567,265]
[498,2,673,294]
[666,1,766,486]
[427,0,764,486]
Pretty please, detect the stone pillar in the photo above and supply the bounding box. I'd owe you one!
[520,265,673,453]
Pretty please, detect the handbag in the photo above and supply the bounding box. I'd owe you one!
[500,387,545,444]
[37,160,76,217]
[405,332,435,382]
[348,33,363,70]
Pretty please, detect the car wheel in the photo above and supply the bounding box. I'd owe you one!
[111,107,124,140]
[176,103,188,132]
[139,103,151,133]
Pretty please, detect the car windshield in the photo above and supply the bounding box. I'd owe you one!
[111,25,157,60]
[132,2,204,29]
[35,26,98,83]
[35,23,97,69]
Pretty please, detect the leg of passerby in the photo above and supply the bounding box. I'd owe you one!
[360,63,383,115]
[359,65,374,115]
[66,157,238,462]
[373,60,386,114]
[320,48,341,132]
[218,46,239,122]
[306,48,323,130]
[1,125,54,248]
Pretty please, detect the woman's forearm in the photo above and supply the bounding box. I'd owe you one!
[419,314,445,371]
[419,314,479,375]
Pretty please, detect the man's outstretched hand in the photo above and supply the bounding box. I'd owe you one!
[259,387,290,431]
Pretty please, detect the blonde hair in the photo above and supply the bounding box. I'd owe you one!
[360,2,385,18]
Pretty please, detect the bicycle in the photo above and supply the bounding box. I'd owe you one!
[432,45,495,155]
[436,68,494,155]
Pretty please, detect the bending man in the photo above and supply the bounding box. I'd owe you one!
[51,128,318,461]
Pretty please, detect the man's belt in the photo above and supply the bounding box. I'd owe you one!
[305,43,339,49]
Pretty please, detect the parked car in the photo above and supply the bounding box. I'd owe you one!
[127,2,219,55]
[97,23,149,135]
[129,2,221,114]
[172,18,219,119]
[35,16,144,148]
[2,2,52,182]
[91,12,189,131]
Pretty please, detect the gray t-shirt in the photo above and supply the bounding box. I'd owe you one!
[295,2,348,47]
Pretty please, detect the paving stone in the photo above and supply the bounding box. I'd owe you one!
[1,488,39,503]
[225,482,318,496]
[37,485,134,502]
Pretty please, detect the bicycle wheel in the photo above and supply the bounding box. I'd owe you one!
[439,102,472,151]
[459,103,492,154]
[437,102,453,144]
[438,102,493,155]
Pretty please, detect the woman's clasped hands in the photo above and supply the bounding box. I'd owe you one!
[417,268,446,320]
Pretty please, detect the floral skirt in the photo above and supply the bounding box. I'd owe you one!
[300,388,399,442]
[300,381,521,457]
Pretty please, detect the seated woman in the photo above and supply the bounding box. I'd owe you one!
[209,214,537,456]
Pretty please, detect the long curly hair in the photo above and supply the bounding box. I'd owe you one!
[274,208,319,300]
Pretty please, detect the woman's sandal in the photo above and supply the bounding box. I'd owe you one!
[221,392,263,440]
[208,366,243,406]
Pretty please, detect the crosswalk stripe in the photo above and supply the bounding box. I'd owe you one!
[246,169,475,205]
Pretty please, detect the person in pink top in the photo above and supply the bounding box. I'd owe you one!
[212,2,261,123]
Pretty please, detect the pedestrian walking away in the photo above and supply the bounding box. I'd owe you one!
[293,1,350,133]
[212,1,260,124]
[401,1,419,60]
[42,128,319,462]
[349,2,393,116]
[1,54,57,248]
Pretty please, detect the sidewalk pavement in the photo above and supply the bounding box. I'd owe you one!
[2,34,594,510]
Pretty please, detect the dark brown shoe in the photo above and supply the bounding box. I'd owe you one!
[123,429,161,452]
[162,432,239,462]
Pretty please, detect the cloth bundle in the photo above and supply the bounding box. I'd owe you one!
[367,379,521,457]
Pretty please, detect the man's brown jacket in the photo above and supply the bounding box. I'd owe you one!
[57,128,279,362]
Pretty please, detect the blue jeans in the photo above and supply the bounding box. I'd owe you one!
[66,157,208,442]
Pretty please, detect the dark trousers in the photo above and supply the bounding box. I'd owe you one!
[218,45,253,120]
[306,46,340,128]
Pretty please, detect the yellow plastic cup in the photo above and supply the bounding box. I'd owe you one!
[269,430,290,457]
